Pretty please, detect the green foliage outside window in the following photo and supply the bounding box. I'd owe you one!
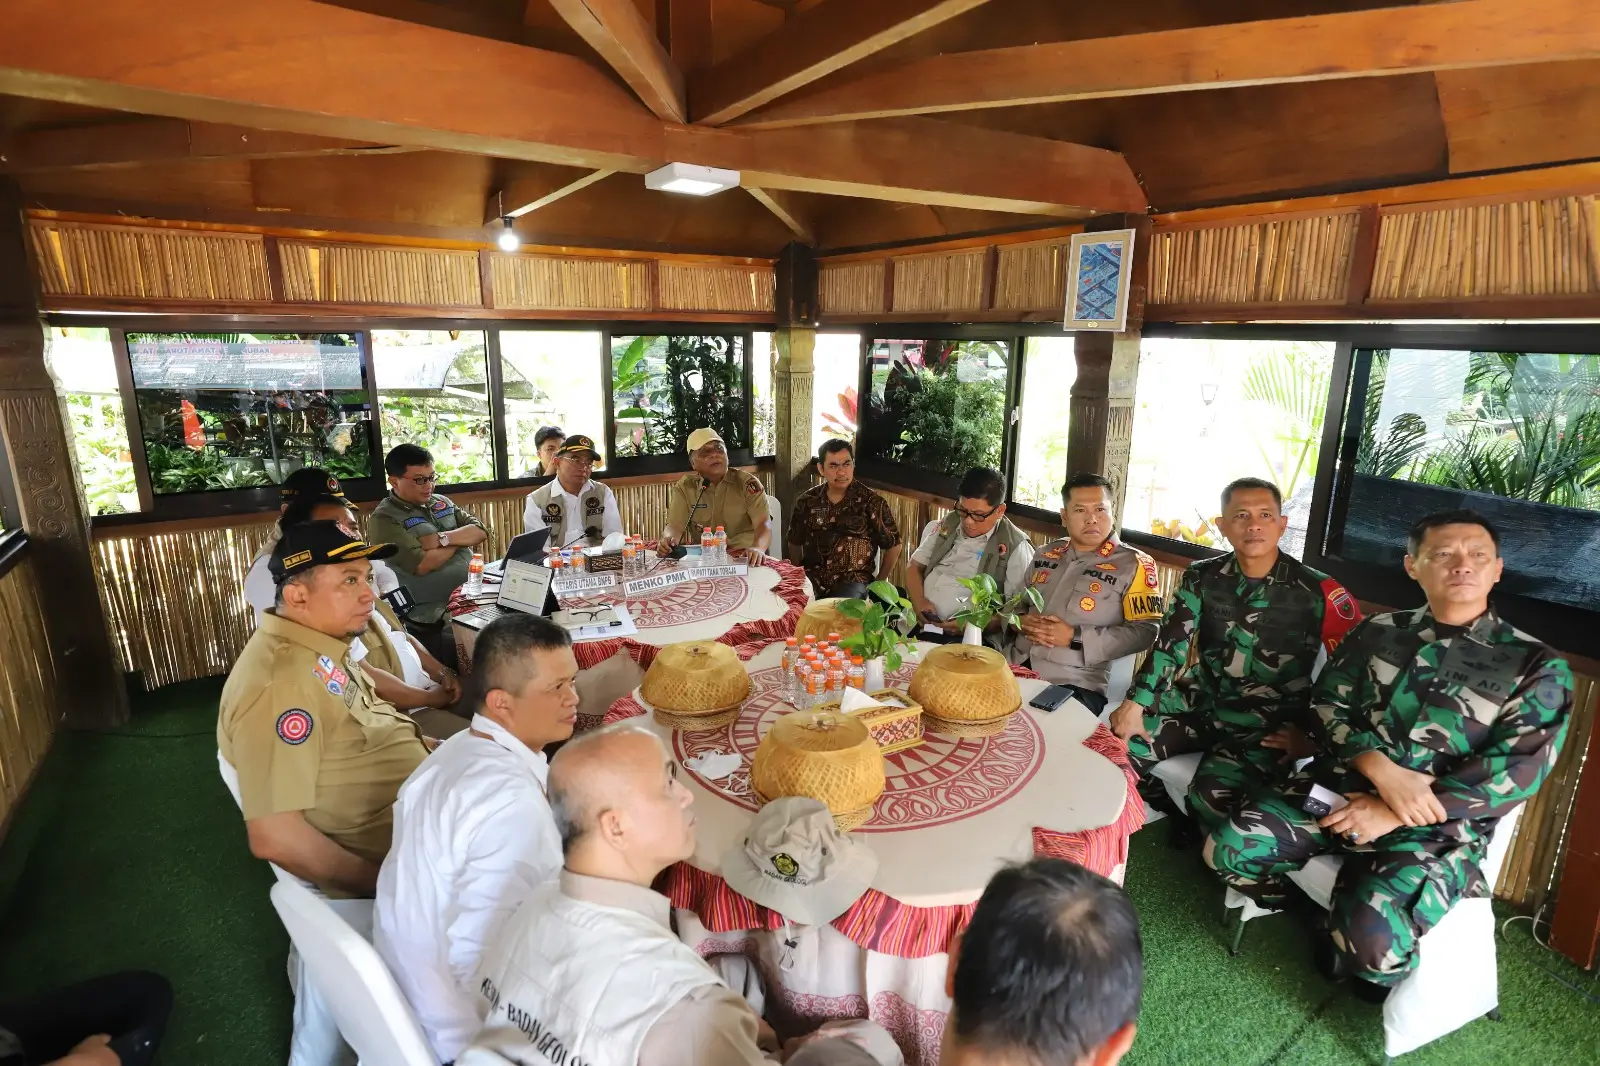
[866,339,1008,477]
[611,335,749,458]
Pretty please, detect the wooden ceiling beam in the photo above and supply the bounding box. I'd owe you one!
[746,186,813,243]
[544,0,687,122]
[2,116,412,171]
[0,0,1145,216]
[655,0,714,75]
[487,162,617,223]
[733,0,1600,129]
[690,0,994,126]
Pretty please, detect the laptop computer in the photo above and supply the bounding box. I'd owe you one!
[455,555,556,630]
[483,528,551,576]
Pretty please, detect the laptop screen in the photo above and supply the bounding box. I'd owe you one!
[499,558,554,615]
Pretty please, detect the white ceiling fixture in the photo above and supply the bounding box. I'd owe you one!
[644,162,741,197]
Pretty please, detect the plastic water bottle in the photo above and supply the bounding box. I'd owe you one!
[465,552,484,596]
[714,525,727,564]
[572,549,588,573]
[826,656,845,700]
[622,537,637,577]
[781,637,800,704]
[794,656,813,709]
[804,665,824,709]
[561,548,574,571]
[847,655,866,691]
[827,631,842,646]
[699,527,713,562]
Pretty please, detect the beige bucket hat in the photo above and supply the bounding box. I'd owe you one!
[721,797,879,926]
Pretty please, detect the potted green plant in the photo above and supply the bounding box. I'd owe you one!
[953,574,1044,646]
[837,580,918,690]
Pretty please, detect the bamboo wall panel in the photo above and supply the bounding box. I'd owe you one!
[279,241,482,307]
[655,263,776,313]
[994,239,1072,311]
[890,250,986,313]
[490,254,651,311]
[28,220,272,302]
[818,261,886,316]
[1369,195,1600,301]
[1149,212,1360,305]
[0,555,61,841]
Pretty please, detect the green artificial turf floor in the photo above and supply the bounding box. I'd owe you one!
[0,677,1594,1065]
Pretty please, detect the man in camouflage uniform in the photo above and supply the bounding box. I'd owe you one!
[1109,478,1362,835]
[1208,509,1572,995]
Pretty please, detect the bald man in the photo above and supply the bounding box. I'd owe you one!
[459,725,883,1066]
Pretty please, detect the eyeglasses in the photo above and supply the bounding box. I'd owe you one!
[561,456,596,468]
[400,474,439,487]
[955,504,1000,522]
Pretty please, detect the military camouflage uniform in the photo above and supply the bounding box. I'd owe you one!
[1126,552,1362,834]
[1209,606,1573,986]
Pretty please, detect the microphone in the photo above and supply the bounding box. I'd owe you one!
[684,478,711,543]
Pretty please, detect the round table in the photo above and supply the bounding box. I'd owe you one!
[448,556,812,724]
[605,641,1146,1066]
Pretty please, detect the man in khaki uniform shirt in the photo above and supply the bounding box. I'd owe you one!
[219,520,429,899]
[660,427,772,562]
[1012,473,1162,714]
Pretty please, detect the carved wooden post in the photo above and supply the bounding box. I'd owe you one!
[772,242,818,543]
[0,178,129,728]
[1067,213,1150,517]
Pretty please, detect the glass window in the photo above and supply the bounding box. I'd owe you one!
[128,332,370,495]
[46,326,139,515]
[1013,337,1077,510]
[813,333,862,456]
[610,334,748,458]
[500,330,605,478]
[372,329,492,486]
[862,339,1009,479]
[1125,338,1336,557]
[1335,348,1600,610]
[752,332,776,457]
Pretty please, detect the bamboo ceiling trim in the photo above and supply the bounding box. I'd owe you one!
[890,249,986,313]
[0,556,60,837]
[28,219,272,302]
[279,240,483,307]
[655,263,776,313]
[491,253,651,311]
[1149,212,1360,306]
[1368,195,1600,301]
[818,261,886,315]
[994,238,1072,311]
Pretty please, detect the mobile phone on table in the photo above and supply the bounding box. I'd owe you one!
[1029,684,1074,712]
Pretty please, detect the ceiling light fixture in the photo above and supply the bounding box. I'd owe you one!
[644,162,740,197]
[496,217,520,253]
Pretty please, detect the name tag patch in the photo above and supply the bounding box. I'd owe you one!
[276,709,313,745]
[403,516,427,529]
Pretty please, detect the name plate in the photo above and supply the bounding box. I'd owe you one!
[623,562,749,597]
[680,563,749,581]
[552,572,618,595]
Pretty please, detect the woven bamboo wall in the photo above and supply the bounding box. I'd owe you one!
[891,250,986,313]
[490,254,651,311]
[818,261,887,316]
[28,219,272,302]
[1369,195,1600,301]
[1149,212,1361,306]
[994,238,1073,311]
[0,554,61,841]
[1498,676,1598,910]
[656,263,776,313]
[279,241,483,306]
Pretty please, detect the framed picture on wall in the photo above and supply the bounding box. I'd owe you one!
[1064,229,1136,332]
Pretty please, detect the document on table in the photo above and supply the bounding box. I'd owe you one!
[553,601,638,641]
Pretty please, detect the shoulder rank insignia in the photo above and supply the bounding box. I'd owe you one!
[1097,539,1116,557]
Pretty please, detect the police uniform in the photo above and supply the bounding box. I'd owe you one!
[1126,552,1363,834]
[665,469,769,550]
[1010,535,1162,707]
[366,491,485,625]
[1210,606,1573,987]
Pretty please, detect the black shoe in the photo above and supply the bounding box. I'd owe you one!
[1168,814,1201,850]
[1350,978,1391,1005]
[1313,937,1348,982]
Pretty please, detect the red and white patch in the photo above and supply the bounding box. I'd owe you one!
[276,709,313,745]
[746,478,763,497]
[1141,557,1159,590]
[1329,587,1357,620]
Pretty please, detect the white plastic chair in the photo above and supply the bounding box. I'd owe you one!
[765,493,783,547]
[1284,804,1524,1060]
[270,879,440,1066]
[1103,653,1138,709]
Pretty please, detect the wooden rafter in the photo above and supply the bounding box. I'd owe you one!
[545,0,686,122]
[731,0,1600,129]
[2,117,412,171]
[746,187,813,243]
[487,163,616,223]
[689,0,994,126]
[0,0,1146,217]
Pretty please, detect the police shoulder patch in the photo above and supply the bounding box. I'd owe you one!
[277,708,313,745]
[746,476,763,496]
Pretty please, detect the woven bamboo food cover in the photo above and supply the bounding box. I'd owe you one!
[907,645,1021,723]
[640,640,751,715]
[751,710,886,826]
[794,598,862,642]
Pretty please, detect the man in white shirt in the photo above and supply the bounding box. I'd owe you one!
[375,613,578,1063]
[522,434,622,546]
[906,467,1035,639]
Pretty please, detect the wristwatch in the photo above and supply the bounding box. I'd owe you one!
[1068,636,1084,651]
[436,530,451,548]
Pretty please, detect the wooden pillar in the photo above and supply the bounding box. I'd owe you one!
[772,242,819,539]
[0,178,129,728]
[1067,213,1150,517]
[1550,705,1600,968]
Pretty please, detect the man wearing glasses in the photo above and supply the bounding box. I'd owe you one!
[660,428,773,563]
[522,435,621,546]
[786,438,901,598]
[368,443,490,664]
[906,467,1034,641]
